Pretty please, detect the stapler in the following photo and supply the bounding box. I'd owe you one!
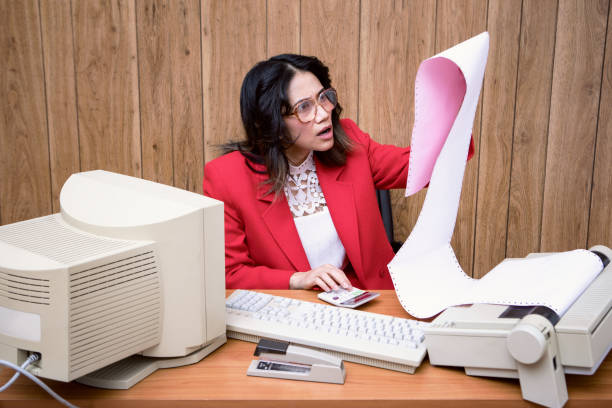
[246,338,346,384]
[424,245,612,408]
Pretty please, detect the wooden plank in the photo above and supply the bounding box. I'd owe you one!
[169,0,204,193]
[541,0,609,252]
[137,0,203,192]
[137,0,173,186]
[202,0,267,162]
[72,0,141,176]
[0,0,51,225]
[267,0,300,56]
[435,0,488,276]
[301,0,360,121]
[473,0,522,278]
[588,2,612,249]
[39,0,80,213]
[358,0,436,243]
[506,0,558,258]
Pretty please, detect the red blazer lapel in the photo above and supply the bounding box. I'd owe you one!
[315,157,364,277]
[255,173,311,272]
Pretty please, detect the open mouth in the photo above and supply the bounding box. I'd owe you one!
[317,126,332,136]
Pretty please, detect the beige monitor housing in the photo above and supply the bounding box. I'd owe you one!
[0,170,226,389]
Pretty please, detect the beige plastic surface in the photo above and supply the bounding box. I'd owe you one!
[424,245,611,408]
[0,170,227,383]
[60,171,226,358]
[509,314,568,408]
[556,245,612,371]
[76,333,226,389]
[0,215,162,382]
[247,344,346,384]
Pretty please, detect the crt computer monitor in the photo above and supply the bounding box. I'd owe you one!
[0,170,226,389]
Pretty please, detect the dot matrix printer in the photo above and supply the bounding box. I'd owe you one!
[424,245,612,408]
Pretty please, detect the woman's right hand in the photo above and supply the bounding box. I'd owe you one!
[289,264,352,291]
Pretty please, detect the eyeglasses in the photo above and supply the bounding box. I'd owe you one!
[285,88,338,123]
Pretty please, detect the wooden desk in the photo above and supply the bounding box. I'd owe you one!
[1,290,611,407]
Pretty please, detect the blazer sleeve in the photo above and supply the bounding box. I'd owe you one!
[203,160,295,289]
[341,118,475,190]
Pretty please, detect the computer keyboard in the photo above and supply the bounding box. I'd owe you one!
[225,289,429,373]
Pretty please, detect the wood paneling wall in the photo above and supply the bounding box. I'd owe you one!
[1,0,610,277]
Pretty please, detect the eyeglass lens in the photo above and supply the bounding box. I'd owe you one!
[295,89,337,122]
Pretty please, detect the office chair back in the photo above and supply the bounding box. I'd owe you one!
[376,190,402,253]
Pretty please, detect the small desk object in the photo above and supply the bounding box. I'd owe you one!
[247,338,345,384]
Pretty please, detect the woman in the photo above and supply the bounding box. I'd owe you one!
[203,54,470,291]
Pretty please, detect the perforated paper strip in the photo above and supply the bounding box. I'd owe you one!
[388,32,603,318]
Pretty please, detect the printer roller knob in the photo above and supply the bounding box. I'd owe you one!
[507,320,547,364]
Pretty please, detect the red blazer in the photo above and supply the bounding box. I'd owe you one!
[203,119,472,289]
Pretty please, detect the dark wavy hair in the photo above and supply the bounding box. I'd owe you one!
[222,54,353,195]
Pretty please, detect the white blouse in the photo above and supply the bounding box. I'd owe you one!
[284,151,346,269]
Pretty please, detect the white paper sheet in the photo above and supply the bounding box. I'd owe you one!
[388,32,604,318]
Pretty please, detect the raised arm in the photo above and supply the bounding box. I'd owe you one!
[341,118,474,191]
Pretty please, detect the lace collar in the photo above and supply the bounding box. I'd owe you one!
[284,151,327,217]
[288,151,315,174]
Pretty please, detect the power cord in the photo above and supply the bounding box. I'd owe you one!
[0,355,78,408]
[0,353,38,392]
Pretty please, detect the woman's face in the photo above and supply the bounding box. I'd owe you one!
[283,71,334,165]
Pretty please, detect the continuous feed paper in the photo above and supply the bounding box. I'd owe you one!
[388,32,603,318]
